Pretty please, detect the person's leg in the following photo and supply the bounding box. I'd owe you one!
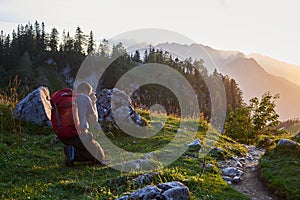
[63,145,75,167]
[80,133,105,163]
[62,134,105,163]
[63,135,94,162]
[90,138,105,163]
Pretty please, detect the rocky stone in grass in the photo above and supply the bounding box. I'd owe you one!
[218,143,272,197]
[216,147,224,152]
[159,181,190,200]
[133,172,159,185]
[96,88,146,130]
[117,181,190,200]
[116,196,128,200]
[233,161,243,168]
[205,163,215,169]
[13,86,52,126]
[277,138,299,146]
[222,176,232,182]
[187,138,202,147]
[222,167,244,177]
[294,132,300,139]
[232,176,241,183]
[130,185,162,200]
[238,158,246,163]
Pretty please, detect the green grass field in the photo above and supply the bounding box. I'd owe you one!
[0,102,250,199]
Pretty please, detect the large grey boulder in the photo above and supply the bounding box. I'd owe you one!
[130,185,162,200]
[13,86,51,126]
[96,88,146,130]
[158,182,191,200]
[117,181,190,200]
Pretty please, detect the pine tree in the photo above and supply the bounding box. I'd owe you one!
[17,25,25,54]
[9,30,20,69]
[41,22,47,51]
[49,27,59,51]
[146,46,156,62]
[132,50,141,63]
[3,34,10,67]
[87,31,95,55]
[59,30,66,52]
[143,49,148,62]
[64,32,74,52]
[0,30,4,66]
[24,23,34,55]
[74,26,85,54]
[34,21,41,41]
[99,39,109,57]
[34,21,41,53]
[111,42,126,58]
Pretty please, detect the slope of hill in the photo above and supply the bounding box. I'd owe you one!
[249,53,300,87]
[222,57,300,120]
[154,43,300,120]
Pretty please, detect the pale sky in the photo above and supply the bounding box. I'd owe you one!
[1,0,300,66]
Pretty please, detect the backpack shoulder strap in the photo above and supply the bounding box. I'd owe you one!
[53,102,62,129]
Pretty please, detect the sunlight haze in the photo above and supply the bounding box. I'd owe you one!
[0,0,300,66]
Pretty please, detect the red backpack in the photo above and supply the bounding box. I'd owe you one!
[50,88,82,140]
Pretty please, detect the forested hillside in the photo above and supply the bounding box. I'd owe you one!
[0,21,244,119]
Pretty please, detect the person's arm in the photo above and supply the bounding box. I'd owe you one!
[87,111,98,125]
[87,93,98,125]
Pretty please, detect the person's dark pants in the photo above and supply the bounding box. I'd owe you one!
[61,132,105,163]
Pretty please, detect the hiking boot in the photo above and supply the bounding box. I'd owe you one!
[93,159,109,167]
[94,160,105,166]
[64,145,75,167]
[65,159,74,167]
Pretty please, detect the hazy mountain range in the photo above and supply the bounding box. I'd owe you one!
[151,43,300,120]
[249,53,300,87]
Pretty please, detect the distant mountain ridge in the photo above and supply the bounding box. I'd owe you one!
[222,57,300,120]
[156,42,242,73]
[154,43,300,120]
[248,53,300,87]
